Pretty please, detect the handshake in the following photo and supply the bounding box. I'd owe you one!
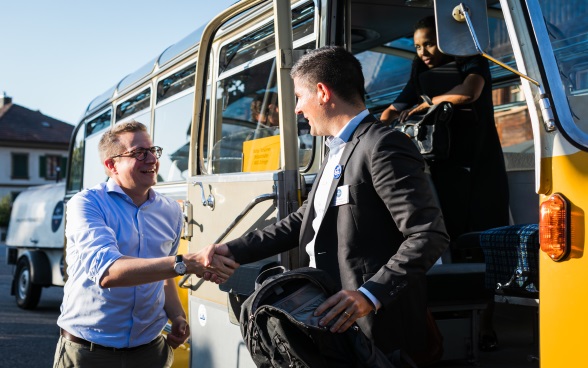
[183,243,238,284]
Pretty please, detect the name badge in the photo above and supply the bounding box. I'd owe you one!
[332,185,350,206]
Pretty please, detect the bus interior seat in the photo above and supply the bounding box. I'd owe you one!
[425,150,539,361]
[446,150,540,299]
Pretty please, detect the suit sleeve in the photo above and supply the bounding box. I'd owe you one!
[362,129,450,306]
[227,201,307,264]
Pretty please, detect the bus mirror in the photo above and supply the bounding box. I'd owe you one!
[435,0,489,57]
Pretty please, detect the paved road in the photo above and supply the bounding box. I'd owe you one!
[0,241,63,368]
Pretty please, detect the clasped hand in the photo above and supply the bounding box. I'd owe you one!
[183,245,239,284]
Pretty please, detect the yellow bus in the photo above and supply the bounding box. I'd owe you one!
[7,0,587,366]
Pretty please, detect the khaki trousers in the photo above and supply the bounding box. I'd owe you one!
[53,335,173,368]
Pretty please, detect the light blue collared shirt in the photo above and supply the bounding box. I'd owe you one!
[57,179,183,348]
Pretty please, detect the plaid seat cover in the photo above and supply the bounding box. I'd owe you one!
[479,224,539,294]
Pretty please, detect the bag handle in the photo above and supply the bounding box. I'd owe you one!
[420,94,433,106]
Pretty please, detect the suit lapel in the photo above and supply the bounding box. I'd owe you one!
[302,115,377,244]
[323,116,376,209]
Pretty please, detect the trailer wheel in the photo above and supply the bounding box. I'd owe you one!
[15,257,42,309]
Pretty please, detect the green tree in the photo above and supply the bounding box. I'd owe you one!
[0,195,11,227]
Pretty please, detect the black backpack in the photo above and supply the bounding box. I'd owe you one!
[239,267,395,368]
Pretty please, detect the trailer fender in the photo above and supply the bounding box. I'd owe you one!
[11,250,52,295]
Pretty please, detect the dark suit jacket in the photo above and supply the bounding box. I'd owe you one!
[228,114,449,355]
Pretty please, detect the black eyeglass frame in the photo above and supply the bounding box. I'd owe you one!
[111,146,163,161]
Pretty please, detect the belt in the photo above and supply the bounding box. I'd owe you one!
[60,329,158,352]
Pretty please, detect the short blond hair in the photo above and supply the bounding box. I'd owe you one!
[98,121,148,173]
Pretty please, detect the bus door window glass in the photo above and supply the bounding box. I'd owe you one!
[67,124,85,194]
[153,92,193,183]
[84,109,112,189]
[212,58,279,174]
[206,2,315,174]
[484,7,533,154]
[115,88,151,126]
[538,0,588,134]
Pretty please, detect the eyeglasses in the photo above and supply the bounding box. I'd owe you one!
[111,146,163,161]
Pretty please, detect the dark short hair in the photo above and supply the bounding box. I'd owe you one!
[290,46,365,104]
[414,15,436,33]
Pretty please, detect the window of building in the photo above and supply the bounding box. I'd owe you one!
[39,155,67,180]
[11,153,29,179]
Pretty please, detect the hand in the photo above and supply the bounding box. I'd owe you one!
[314,290,374,333]
[166,315,190,349]
[199,243,239,284]
[403,102,430,120]
[184,245,239,284]
[380,106,399,125]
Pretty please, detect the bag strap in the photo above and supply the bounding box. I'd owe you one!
[420,94,433,106]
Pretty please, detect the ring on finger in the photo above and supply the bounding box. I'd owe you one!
[343,311,351,318]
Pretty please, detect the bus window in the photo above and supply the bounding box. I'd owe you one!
[153,92,193,182]
[219,1,314,74]
[115,88,151,124]
[83,109,112,189]
[157,63,196,104]
[538,0,588,135]
[211,58,279,174]
[206,1,316,175]
[85,109,111,137]
[66,124,85,194]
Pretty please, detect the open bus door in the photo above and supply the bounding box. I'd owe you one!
[436,1,588,366]
[181,1,311,366]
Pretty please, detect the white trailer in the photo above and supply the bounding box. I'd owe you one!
[5,182,65,309]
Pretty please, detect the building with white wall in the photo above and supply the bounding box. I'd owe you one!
[0,94,74,201]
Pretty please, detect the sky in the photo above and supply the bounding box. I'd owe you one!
[0,0,236,125]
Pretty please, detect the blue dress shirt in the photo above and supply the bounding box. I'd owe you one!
[57,179,183,348]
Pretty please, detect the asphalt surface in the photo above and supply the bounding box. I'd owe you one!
[0,241,63,368]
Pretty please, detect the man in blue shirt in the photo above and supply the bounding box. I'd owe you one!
[54,121,237,368]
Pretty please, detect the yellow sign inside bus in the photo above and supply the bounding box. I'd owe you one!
[242,135,280,172]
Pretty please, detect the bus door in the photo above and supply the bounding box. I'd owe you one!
[183,1,316,366]
[436,0,588,366]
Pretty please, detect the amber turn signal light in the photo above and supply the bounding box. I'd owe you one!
[539,193,570,261]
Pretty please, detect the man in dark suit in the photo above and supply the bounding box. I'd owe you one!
[204,46,449,361]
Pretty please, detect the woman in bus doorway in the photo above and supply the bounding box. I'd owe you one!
[380,15,510,352]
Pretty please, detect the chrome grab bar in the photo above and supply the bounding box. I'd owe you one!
[178,192,277,290]
[214,193,276,245]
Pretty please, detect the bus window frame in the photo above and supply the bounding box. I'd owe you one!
[115,86,152,123]
[504,0,588,151]
[199,2,316,176]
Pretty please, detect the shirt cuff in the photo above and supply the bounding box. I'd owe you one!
[358,287,382,311]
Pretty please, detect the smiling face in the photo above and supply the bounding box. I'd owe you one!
[106,130,159,202]
[414,27,448,69]
[294,77,329,136]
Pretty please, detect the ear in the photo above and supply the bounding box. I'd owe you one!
[316,82,331,104]
[104,158,117,175]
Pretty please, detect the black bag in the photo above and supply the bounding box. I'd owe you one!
[240,267,395,368]
[393,101,453,161]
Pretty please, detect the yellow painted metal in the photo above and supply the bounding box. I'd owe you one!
[540,152,588,368]
[169,237,191,368]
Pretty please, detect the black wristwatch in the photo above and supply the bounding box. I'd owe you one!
[174,255,187,276]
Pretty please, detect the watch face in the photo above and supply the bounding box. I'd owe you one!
[175,262,187,275]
